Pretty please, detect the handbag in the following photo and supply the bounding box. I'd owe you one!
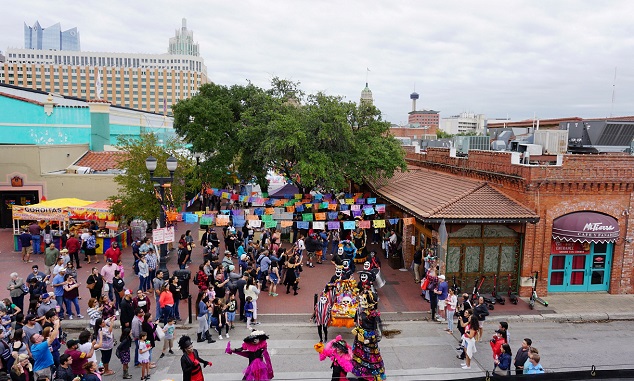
[420,278,429,290]
[103,282,110,294]
[86,276,96,290]
[156,327,165,340]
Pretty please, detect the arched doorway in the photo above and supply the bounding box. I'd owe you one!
[548,211,618,293]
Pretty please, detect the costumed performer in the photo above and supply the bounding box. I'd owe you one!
[226,330,274,380]
[314,335,354,381]
[179,335,212,381]
[311,292,332,343]
[351,290,386,380]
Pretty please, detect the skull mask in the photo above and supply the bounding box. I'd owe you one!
[343,259,350,270]
[337,247,344,256]
[319,295,329,305]
[360,272,369,283]
[363,261,371,271]
[335,268,343,278]
[341,296,352,307]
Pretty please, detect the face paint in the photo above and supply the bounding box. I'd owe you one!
[363,261,371,270]
[343,259,350,270]
[319,296,328,304]
[360,273,369,282]
[337,247,344,255]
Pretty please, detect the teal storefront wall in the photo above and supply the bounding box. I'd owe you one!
[0,96,177,146]
[0,96,91,145]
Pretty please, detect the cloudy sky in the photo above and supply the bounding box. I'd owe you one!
[3,1,634,124]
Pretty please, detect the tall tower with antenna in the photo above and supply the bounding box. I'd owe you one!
[410,90,419,112]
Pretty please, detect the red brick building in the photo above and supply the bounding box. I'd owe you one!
[369,148,634,297]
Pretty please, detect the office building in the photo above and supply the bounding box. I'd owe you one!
[1,21,207,113]
[24,21,80,51]
[441,112,486,135]
[169,18,200,56]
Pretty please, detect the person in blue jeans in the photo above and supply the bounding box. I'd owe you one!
[51,269,67,318]
[319,231,329,262]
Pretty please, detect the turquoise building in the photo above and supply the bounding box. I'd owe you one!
[0,83,176,149]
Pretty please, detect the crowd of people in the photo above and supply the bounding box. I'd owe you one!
[417,248,546,375]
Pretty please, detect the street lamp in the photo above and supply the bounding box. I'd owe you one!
[145,155,178,275]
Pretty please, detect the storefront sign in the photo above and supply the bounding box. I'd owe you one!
[164,227,175,243]
[551,240,591,254]
[552,211,620,243]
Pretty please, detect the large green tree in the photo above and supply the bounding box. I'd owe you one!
[108,133,197,222]
[172,79,406,192]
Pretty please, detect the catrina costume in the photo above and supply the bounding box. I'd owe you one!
[226,330,274,380]
[351,291,386,380]
[314,335,354,381]
[179,335,212,381]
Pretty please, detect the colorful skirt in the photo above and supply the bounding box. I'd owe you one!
[352,329,385,380]
[119,349,131,364]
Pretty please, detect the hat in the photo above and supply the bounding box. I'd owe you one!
[240,254,247,261]
[66,339,79,348]
[228,264,235,271]
[41,293,51,299]
[178,335,193,351]
[438,275,446,280]
[106,257,113,262]
[124,289,132,296]
[243,330,269,343]
[25,314,36,321]
[58,267,66,272]
[224,250,231,255]
[60,248,69,253]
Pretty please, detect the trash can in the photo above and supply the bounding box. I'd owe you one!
[172,269,191,299]
[388,252,403,269]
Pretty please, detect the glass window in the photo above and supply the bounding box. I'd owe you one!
[465,246,480,273]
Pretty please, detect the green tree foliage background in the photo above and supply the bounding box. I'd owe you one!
[172,78,406,193]
[108,133,196,222]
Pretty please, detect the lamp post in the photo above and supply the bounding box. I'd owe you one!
[145,155,178,275]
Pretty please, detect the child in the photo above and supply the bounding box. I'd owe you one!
[226,293,237,330]
[245,296,254,330]
[117,259,125,281]
[160,318,177,358]
[117,328,133,379]
[138,331,151,380]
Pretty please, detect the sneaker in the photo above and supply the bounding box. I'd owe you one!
[272,293,278,297]
[115,311,120,316]
[169,350,174,354]
[225,333,229,338]
[77,314,84,319]
[69,315,74,320]
[218,335,223,339]
[461,365,471,370]
[460,363,466,366]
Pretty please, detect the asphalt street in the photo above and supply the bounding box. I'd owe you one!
[76,319,634,381]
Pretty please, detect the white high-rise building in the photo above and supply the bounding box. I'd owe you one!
[1,20,207,114]
[441,112,486,135]
[168,18,200,56]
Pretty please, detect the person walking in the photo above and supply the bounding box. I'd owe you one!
[179,335,212,381]
[44,242,59,275]
[85,267,104,300]
[412,246,423,283]
[19,229,33,263]
[66,232,82,268]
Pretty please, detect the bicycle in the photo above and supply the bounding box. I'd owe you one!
[529,271,549,309]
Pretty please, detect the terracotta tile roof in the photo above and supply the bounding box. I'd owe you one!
[368,168,538,222]
[0,91,45,106]
[75,151,127,171]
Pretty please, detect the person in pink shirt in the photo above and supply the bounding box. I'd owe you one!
[101,259,117,302]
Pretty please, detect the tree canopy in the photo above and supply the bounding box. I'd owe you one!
[172,79,406,193]
[108,133,197,222]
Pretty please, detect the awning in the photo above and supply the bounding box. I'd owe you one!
[552,211,620,243]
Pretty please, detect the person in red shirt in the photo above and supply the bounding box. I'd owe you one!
[66,233,82,269]
[490,329,506,367]
[104,242,122,263]
[65,339,95,376]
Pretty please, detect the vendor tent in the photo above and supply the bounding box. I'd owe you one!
[12,198,94,221]
[269,183,300,199]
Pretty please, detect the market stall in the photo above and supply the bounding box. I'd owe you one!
[12,198,129,253]
[68,200,131,254]
[12,198,89,251]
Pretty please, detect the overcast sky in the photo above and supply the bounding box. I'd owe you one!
[3,1,634,124]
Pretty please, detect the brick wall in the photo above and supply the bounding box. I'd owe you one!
[405,148,634,295]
